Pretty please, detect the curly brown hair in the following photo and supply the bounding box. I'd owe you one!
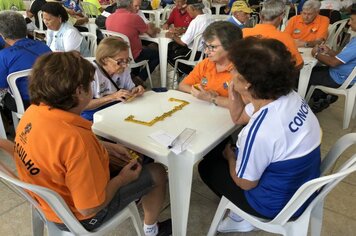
[29,51,95,110]
[228,37,297,100]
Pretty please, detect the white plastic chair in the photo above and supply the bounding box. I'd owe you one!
[305,66,356,129]
[80,1,101,18]
[6,69,31,129]
[81,32,97,57]
[207,133,356,236]
[161,4,174,24]
[326,19,349,51]
[0,159,145,236]
[101,30,153,88]
[33,10,46,41]
[172,33,204,89]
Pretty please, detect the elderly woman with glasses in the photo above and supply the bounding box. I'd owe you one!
[178,21,242,108]
[81,37,145,121]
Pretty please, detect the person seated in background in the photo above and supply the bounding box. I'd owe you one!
[96,0,149,30]
[243,0,303,69]
[0,0,25,11]
[106,0,160,86]
[26,0,47,30]
[166,0,213,75]
[0,11,51,112]
[13,51,171,236]
[227,1,253,28]
[95,1,118,29]
[179,21,242,108]
[199,37,321,234]
[81,37,145,121]
[84,0,104,14]
[63,0,83,15]
[307,6,356,113]
[41,2,90,56]
[162,0,192,33]
[284,0,330,48]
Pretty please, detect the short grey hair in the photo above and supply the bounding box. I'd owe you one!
[189,3,205,11]
[116,0,133,8]
[302,0,321,11]
[260,0,285,21]
[0,11,27,39]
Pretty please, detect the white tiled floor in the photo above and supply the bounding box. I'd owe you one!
[0,73,355,235]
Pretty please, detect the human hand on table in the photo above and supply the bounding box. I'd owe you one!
[131,85,145,97]
[191,85,218,102]
[109,89,133,102]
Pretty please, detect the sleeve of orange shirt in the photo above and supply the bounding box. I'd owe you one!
[181,59,208,86]
[65,134,110,211]
[287,38,304,67]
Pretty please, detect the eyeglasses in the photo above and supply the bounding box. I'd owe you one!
[109,57,132,66]
[202,42,222,52]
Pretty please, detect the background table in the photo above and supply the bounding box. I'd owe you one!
[92,90,237,236]
[140,31,172,88]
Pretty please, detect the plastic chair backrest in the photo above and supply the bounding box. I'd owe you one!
[326,19,349,50]
[161,4,174,22]
[81,32,97,57]
[321,133,356,175]
[6,69,32,116]
[100,30,135,61]
[80,1,100,18]
[188,33,203,61]
[0,162,91,234]
[269,133,356,225]
[270,153,356,225]
[37,10,44,31]
[336,66,356,90]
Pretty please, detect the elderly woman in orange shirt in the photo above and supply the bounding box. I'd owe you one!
[178,21,242,108]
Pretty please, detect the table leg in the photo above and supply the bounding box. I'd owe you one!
[159,38,170,87]
[167,152,196,236]
[298,60,317,99]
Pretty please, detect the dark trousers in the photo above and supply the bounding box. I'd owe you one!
[167,42,201,75]
[198,139,267,219]
[133,47,159,81]
[308,66,340,100]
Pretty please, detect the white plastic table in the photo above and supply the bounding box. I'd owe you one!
[142,8,165,28]
[92,90,237,236]
[298,48,318,98]
[140,31,173,87]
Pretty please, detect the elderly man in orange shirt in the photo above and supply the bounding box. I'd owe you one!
[284,0,329,48]
[243,0,303,69]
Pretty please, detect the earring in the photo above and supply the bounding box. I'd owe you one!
[245,86,248,90]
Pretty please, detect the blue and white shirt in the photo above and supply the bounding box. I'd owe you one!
[330,37,356,85]
[91,62,135,98]
[235,91,321,218]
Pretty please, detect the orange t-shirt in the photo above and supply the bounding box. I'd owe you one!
[284,15,330,42]
[181,58,233,97]
[14,104,110,223]
[243,24,304,67]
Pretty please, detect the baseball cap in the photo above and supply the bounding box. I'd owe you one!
[231,1,253,13]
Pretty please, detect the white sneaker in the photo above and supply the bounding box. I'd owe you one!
[217,216,255,233]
